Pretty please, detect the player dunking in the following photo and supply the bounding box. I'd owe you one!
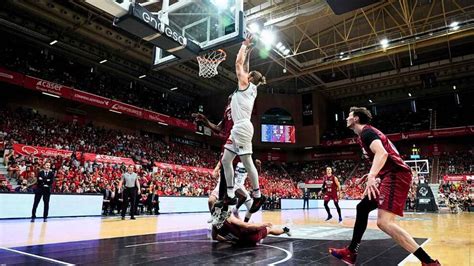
[320,166,342,223]
[220,34,266,213]
[194,43,256,210]
[329,107,440,266]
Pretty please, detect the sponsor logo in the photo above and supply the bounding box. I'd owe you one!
[0,72,13,79]
[111,103,142,116]
[36,80,62,91]
[21,145,39,155]
[140,7,187,47]
[147,113,165,122]
[419,186,429,197]
[73,93,110,106]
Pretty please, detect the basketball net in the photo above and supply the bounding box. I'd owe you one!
[197,49,226,78]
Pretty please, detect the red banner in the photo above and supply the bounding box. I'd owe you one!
[305,179,324,184]
[312,151,357,160]
[23,75,71,98]
[13,144,75,158]
[321,126,474,147]
[70,89,112,108]
[13,144,135,165]
[142,110,169,124]
[0,67,24,86]
[443,175,474,182]
[263,151,288,162]
[154,162,213,174]
[109,100,143,118]
[82,153,135,165]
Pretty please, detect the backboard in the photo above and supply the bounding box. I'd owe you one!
[404,159,430,175]
[85,0,244,70]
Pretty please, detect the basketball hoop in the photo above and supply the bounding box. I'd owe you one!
[197,49,226,78]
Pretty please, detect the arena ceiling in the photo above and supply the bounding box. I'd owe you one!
[1,0,473,105]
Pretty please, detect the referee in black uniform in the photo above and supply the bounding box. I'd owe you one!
[119,165,140,220]
[31,162,54,222]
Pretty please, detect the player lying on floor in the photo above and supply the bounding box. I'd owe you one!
[210,204,291,246]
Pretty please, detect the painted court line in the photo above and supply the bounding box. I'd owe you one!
[125,239,218,248]
[0,247,74,265]
[397,238,431,266]
[259,244,293,265]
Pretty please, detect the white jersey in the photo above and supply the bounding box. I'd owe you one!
[234,165,248,186]
[230,83,257,123]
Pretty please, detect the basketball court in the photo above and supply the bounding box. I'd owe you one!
[0,210,472,265]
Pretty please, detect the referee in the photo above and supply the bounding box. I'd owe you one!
[119,165,140,220]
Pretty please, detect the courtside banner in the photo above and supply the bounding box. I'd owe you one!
[23,75,71,98]
[71,89,113,109]
[13,144,75,158]
[82,153,135,165]
[0,67,24,86]
[109,100,144,118]
[154,162,212,174]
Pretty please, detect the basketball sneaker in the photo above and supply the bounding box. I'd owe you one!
[422,260,441,266]
[249,195,266,213]
[232,206,240,219]
[283,227,292,237]
[329,247,357,265]
[325,214,333,221]
[214,195,238,210]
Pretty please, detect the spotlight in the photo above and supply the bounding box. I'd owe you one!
[276,42,283,49]
[261,29,275,45]
[99,59,107,64]
[139,74,146,79]
[248,23,260,34]
[211,0,228,9]
[380,38,389,49]
[49,40,58,45]
[450,21,460,30]
[283,49,290,55]
[408,93,412,97]
[369,99,373,103]
[453,85,456,90]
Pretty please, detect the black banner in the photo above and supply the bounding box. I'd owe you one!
[302,93,313,126]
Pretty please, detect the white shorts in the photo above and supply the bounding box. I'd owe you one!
[224,121,254,156]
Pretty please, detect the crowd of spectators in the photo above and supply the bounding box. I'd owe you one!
[0,107,303,202]
[322,94,473,141]
[0,37,220,123]
[438,150,474,177]
[438,180,472,213]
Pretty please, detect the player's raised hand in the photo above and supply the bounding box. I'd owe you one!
[243,32,254,47]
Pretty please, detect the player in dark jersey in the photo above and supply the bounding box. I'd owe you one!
[210,202,291,246]
[193,97,233,209]
[320,167,342,223]
[329,107,440,266]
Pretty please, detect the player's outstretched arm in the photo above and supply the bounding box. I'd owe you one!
[235,34,253,89]
[192,113,222,133]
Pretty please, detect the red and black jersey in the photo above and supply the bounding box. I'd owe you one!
[217,220,241,241]
[221,104,233,140]
[322,175,338,197]
[358,125,411,177]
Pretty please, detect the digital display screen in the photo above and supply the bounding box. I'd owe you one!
[261,124,296,143]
